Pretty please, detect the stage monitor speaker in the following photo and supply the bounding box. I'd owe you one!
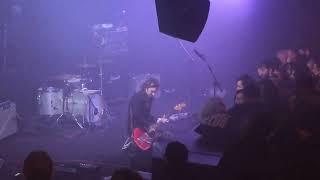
[155,0,210,42]
[0,101,18,140]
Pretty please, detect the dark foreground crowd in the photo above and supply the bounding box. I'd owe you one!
[20,141,189,180]
[213,48,320,180]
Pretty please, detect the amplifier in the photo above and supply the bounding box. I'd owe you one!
[0,101,18,140]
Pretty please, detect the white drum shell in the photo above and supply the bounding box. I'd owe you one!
[67,90,105,125]
[37,87,63,116]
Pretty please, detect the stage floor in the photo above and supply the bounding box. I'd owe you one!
[0,102,130,179]
[0,100,223,179]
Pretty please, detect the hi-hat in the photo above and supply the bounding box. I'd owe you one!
[92,23,114,31]
[50,74,81,80]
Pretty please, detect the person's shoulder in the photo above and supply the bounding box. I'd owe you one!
[130,91,143,99]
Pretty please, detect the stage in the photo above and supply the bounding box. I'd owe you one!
[0,100,223,180]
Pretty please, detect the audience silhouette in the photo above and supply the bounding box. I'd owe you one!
[23,151,53,180]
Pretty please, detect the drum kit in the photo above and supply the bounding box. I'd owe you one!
[37,60,112,129]
[36,19,128,129]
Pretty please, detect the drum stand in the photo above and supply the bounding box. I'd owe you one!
[55,87,84,129]
[99,64,103,96]
[56,111,84,129]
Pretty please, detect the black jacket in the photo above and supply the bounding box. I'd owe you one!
[128,91,156,136]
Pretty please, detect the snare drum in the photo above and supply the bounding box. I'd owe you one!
[37,87,63,116]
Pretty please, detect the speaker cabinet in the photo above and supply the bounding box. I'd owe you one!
[155,0,210,42]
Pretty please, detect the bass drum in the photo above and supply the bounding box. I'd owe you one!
[67,90,87,116]
[86,93,106,126]
[37,87,63,116]
[67,90,106,126]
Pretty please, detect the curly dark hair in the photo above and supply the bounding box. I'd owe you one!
[140,77,160,91]
[236,74,256,90]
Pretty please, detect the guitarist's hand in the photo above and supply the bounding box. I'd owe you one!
[149,127,156,133]
[157,115,169,123]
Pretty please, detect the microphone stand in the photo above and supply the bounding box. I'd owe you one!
[194,49,222,97]
[1,23,8,73]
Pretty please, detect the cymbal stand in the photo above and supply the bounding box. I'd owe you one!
[56,83,84,129]
[99,64,103,96]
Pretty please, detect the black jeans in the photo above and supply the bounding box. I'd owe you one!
[128,144,152,172]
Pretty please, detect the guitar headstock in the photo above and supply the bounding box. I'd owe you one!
[174,102,186,111]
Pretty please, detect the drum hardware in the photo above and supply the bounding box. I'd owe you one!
[99,64,103,96]
[80,89,100,94]
[92,23,114,47]
[55,91,85,129]
[110,74,120,81]
[77,63,96,69]
[37,86,108,129]
[92,23,114,31]
[37,54,116,128]
[87,95,99,128]
[37,86,84,129]
[37,87,63,116]
[50,74,82,81]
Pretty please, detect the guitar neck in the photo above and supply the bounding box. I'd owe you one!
[149,102,186,131]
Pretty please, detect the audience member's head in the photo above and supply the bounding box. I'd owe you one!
[164,141,188,166]
[276,49,289,65]
[257,62,270,79]
[307,59,320,77]
[285,64,296,80]
[236,74,255,91]
[23,151,53,180]
[267,61,282,81]
[111,168,143,180]
[298,48,311,58]
[287,49,298,63]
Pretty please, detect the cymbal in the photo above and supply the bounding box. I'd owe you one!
[77,63,96,68]
[50,74,81,80]
[80,89,101,94]
[67,77,83,83]
[92,23,114,31]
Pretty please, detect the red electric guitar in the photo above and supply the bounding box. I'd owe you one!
[132,102,186,151]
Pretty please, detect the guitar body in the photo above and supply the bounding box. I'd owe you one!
[132,102,186,151]
[133,128,153,151]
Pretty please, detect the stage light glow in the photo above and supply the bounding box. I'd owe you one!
[209,0,253,18]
